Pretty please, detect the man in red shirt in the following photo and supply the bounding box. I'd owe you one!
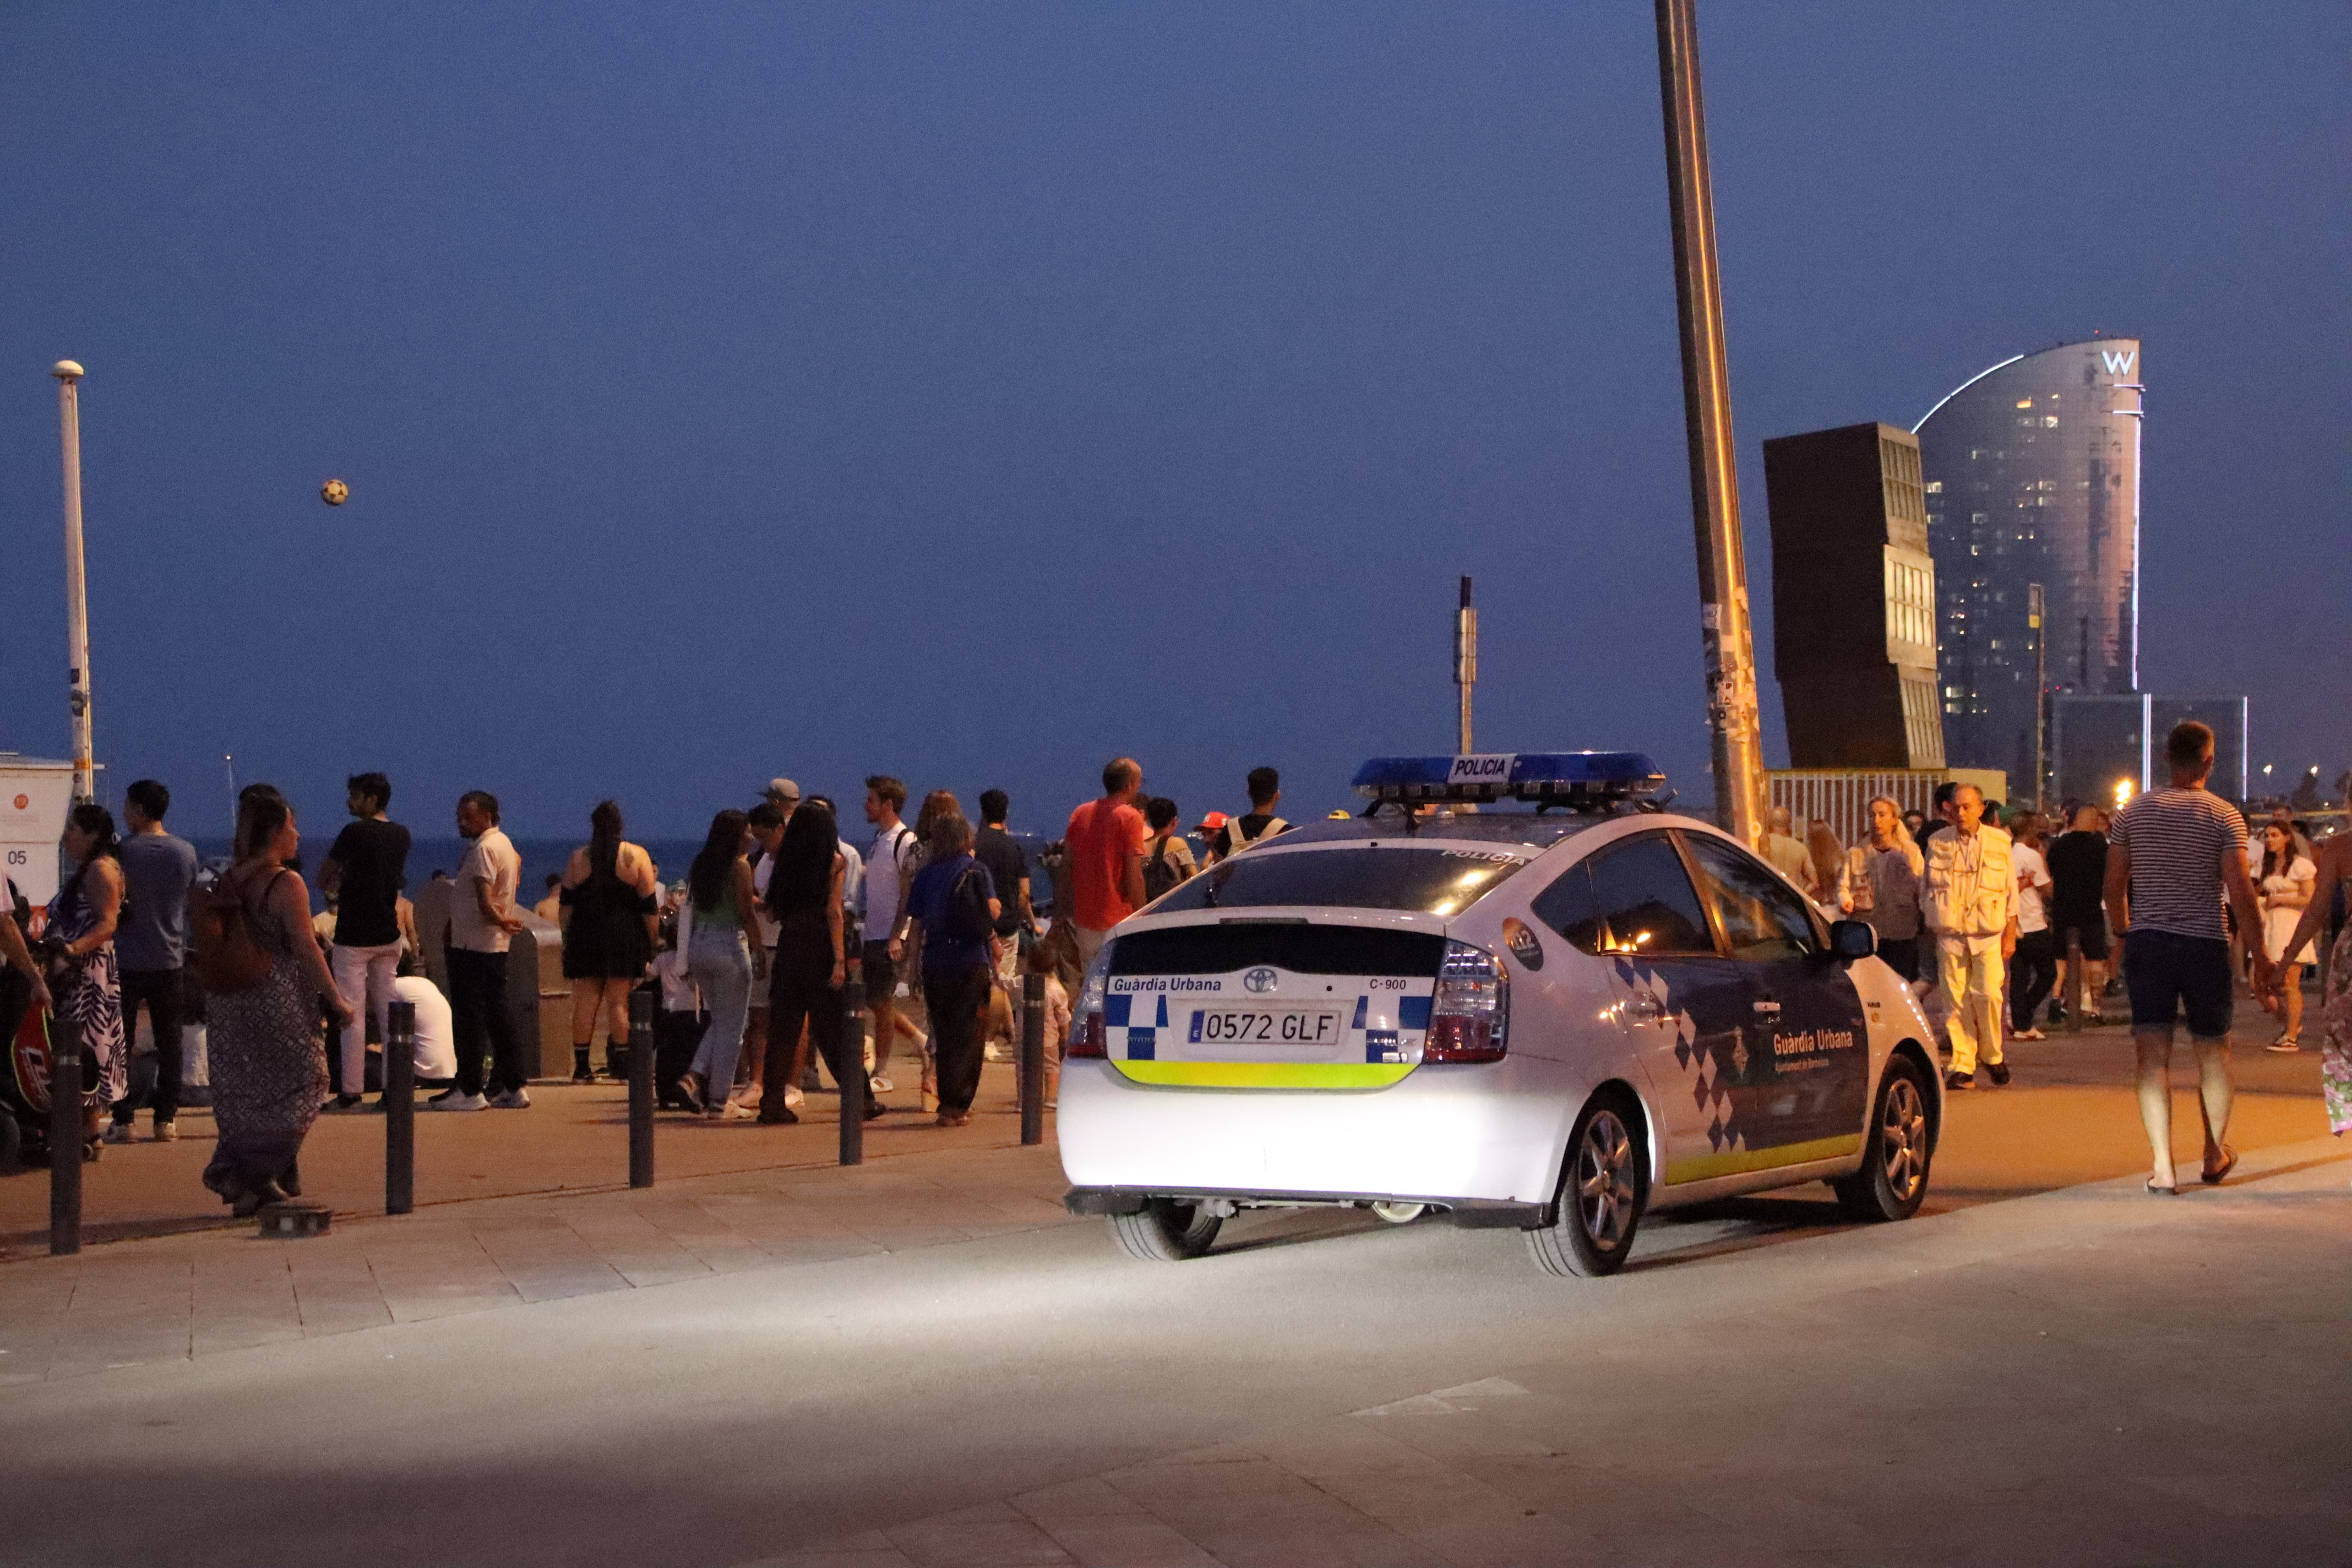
[1065,757,1149,970]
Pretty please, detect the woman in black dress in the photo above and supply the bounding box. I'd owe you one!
[558,800,659,1081]
[759,799,877,1124]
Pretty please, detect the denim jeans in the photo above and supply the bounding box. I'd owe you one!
[685,928,753,1098]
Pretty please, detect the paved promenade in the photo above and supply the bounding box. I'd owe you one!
[0,1033,2342,1567]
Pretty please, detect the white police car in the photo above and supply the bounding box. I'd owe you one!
[1059,752,1942,1277]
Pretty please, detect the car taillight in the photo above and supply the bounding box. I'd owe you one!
[1425,939,1508,1063]
[1069,947,1110,1059]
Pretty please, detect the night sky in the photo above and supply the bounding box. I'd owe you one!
[1,2,2343,840]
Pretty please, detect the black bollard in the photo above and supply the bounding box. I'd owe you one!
[2064,929,2084,1033]
[385,1000,416,1215]
[628,988,655,1189]
[48,1012,82,1257]
[839,974,865,1167]
[1020,971,1045,1146]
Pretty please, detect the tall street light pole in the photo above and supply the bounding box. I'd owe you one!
[1655,0,1764,844]
[1453,576,1477,754]
[53,361,96,804]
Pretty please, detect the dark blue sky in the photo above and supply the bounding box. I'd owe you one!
[2,3,2343,840]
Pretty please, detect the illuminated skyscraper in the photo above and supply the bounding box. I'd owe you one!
[1914,337,2143,791]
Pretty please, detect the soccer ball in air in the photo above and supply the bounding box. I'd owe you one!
[321,478,350,506]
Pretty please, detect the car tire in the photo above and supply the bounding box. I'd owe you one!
[1833,1055,1933,1222]
[1527,1093,1647,1278]
[1109,1198,1223,1262]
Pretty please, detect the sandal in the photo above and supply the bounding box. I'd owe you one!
[2201,1145,2237,1185]
[2145,1178,2176,1196]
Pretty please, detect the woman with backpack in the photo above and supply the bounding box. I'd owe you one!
[1142,797,1196,904]
[903,810,999,1128]
[47,804,130,1147]
[202,786,351,1215]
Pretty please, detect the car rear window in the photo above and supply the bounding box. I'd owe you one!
[1148,845,1529,917]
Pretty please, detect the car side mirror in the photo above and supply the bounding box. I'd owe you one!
[1827,919,1876,964]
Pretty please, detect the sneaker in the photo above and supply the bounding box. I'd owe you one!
[1986,1061,2012,1086]
[151,1118,178,1142]
[1945,1070,1974,1091]
[322,1093,363,1113]
[486,1087,532,1109]
[736,1082,764,1110]
[870,1073,896,1093]
[102,1121,137,1145]
[428,1091,487,1112]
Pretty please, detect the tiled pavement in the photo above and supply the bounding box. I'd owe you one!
[748,1142,2352,1568]
[0,1141,1080,1385]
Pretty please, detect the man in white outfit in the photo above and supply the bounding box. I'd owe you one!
[1923,783,2019,1090]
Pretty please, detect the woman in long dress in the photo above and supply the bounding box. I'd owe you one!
[558,799,658,1081]
[48,804,129,1150]
[205,786,351,1215]
[2268,829,2352,1150]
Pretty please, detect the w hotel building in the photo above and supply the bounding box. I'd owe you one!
[1914,337,2144,790]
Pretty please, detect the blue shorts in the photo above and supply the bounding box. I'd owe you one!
[2121,929,2234,1038]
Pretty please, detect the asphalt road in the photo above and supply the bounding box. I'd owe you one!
[1,1134,2345,1568]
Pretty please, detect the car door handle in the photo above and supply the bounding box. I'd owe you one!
[1751,999,1782,1016]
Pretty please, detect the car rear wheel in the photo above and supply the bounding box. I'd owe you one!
[1527,1095,1647,1278]
[1109,1198,1223,1261]
[1833,1056,1932,1222]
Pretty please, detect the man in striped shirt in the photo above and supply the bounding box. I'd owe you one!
[2104,720,2271,1193]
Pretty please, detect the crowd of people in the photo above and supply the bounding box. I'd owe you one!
[0,756,1305,1211]
[2,731,2342,1211]
[1778,721,2350,1190]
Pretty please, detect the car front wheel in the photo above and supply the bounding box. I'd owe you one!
[1834,1056,1933,1222]
[1527,1095,1648,1278]
[1109,1198,1223,1261]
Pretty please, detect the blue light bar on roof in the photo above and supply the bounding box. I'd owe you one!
[1351,751,1667,803]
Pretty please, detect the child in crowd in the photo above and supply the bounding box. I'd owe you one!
[1023,937,1071,1110]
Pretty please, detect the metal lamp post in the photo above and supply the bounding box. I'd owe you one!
[53,361,95,804]
[1654,0,1765,845]
[1453,576,1477,755]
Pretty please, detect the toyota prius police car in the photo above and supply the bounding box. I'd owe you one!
[1058,752,1941,1277]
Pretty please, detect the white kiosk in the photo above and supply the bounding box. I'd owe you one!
[0,755,77,908]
